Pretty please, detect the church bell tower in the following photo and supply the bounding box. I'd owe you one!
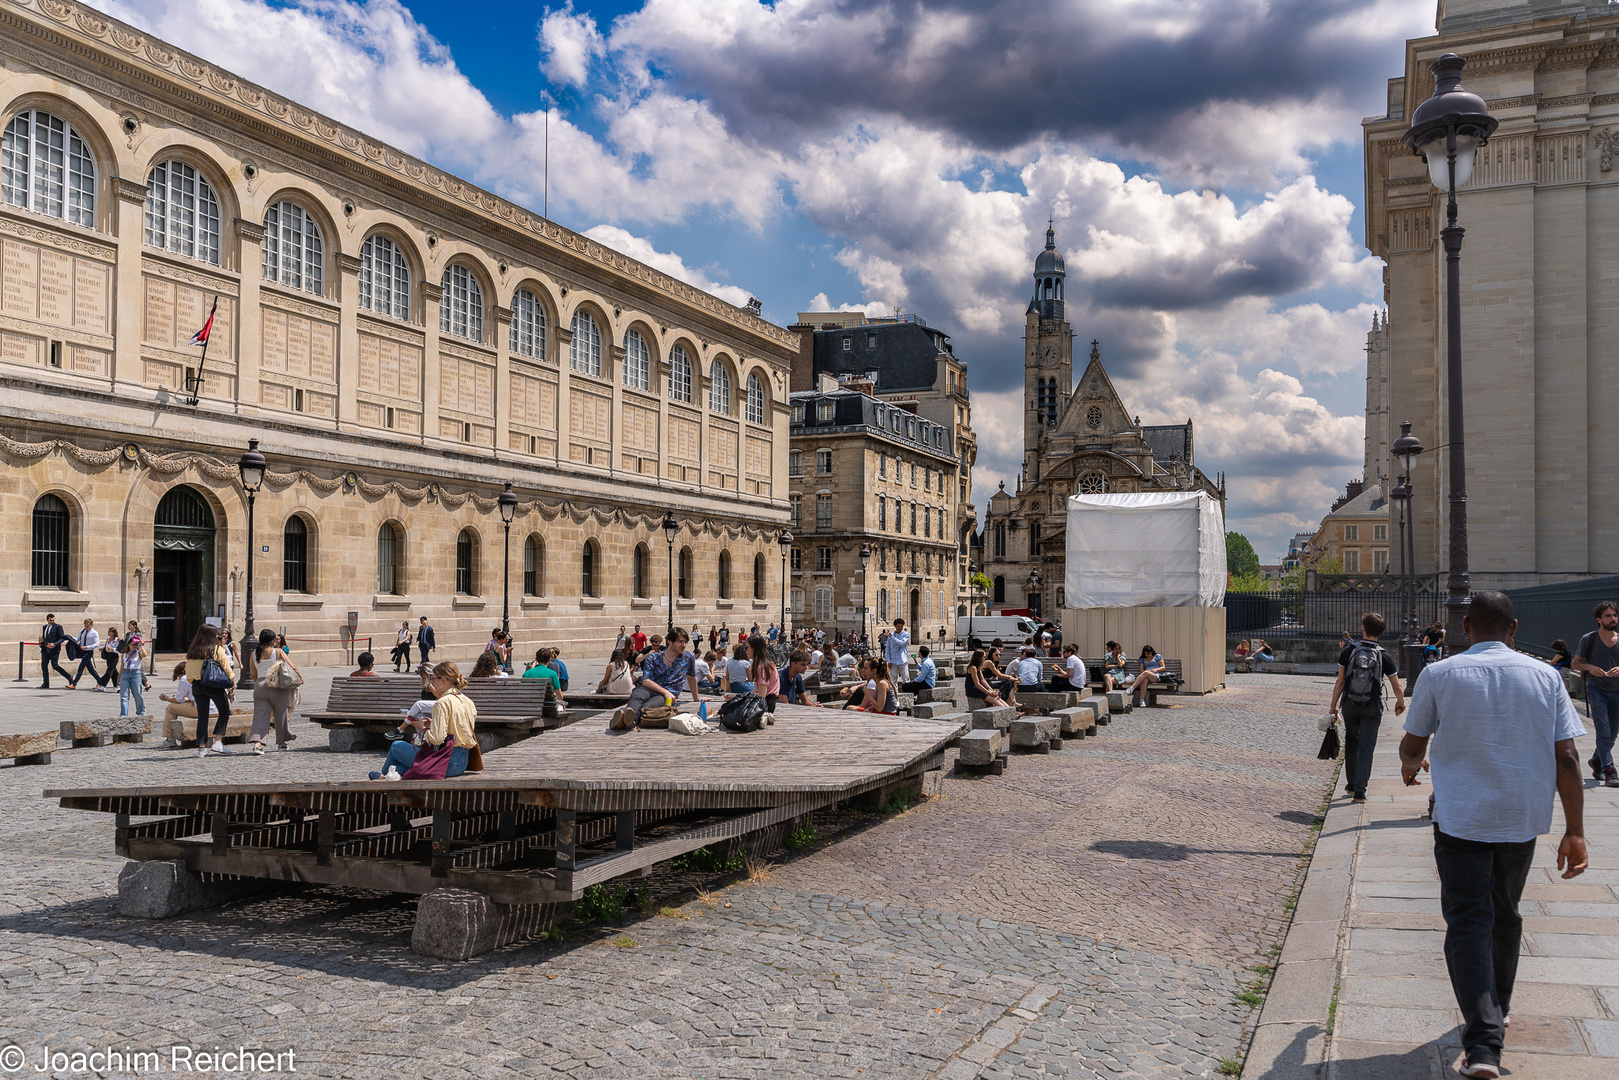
[1024,222,1073,483]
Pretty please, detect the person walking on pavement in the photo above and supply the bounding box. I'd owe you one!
[67,618,101,690]
[36,613,71,688]
[1399,591,1587,1080]
[885,617,911,690]
[416,616,436,668]
[116,628,148,717]
[1571,600,1619,787]
[1329,612,1406,803]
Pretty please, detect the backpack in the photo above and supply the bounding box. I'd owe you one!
[1344,641,1384,704]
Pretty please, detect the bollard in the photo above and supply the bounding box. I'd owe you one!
[16,641,24,682]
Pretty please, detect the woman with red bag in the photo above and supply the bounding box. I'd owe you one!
[369,661,478,781]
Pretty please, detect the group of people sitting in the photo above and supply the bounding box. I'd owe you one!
[965,639,1168,710]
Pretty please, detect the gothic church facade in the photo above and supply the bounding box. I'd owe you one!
[980,227,1223,616]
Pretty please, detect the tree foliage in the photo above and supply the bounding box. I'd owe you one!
[1226,532,1261,577]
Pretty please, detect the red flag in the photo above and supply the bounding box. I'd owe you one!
[188,298,218,347]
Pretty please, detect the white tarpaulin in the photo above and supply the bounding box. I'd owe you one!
[1064,491,1227,608]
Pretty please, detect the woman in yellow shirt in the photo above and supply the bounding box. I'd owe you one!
[184,625,236,758]
[370,661,478,780]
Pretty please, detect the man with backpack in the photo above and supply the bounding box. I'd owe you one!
[1329,611,1405,804]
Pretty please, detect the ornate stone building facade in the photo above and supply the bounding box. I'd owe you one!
[2,1,793,662]
[1364,0,1619,588]
[787,381,959,644]
[981,227,1223,616]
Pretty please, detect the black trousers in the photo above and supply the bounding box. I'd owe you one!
[39,646,72,686]
[898,680,932,694]
[195,686,233,744]
[71,652,101,686]
[1048,675,1077,692]
[1434,827,1537,1061]
[1340,698,1382,797]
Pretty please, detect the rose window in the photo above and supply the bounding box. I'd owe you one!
[1078,471,1107,495]
[1086,405,1103,429]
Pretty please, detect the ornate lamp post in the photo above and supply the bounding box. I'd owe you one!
[235,439,266,689]
[498,482,518,637]
[1391,422,1425,678]
[1404,52,1497,651]
[777,530,793,639]
[859,542,872,647]
[662,511,678,637]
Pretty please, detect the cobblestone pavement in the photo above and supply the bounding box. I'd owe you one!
[0,673,1337,1078]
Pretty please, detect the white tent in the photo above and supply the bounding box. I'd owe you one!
[1064,491,1227,608]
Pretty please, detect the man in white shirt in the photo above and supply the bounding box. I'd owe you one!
[1048,643,1086,692]
[809,646,824,669]
[884,618,912,688]
[1399,591,1586,1079]
[68,618,101,690]
[1015,647,1044,689]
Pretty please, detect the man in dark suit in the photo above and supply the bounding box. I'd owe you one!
[37,613,71,689]
[417,616,436,668]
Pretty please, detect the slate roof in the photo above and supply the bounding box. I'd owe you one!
[789,389,956,463]
[809,319,950,393]
[1140,424,1192,467]
[1328,484,1386,516]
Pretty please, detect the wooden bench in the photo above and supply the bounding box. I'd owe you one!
[1087,658,1184,703]
[302,678,574,751]
[1,730,57,766]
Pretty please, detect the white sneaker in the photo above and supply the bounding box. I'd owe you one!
[384,767,401,781]
[159,739,179,750]
[196,747,208,758]
[210,740,231,755]
[248,742,265,756]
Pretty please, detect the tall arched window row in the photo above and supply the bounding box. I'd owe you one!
[633,544,650,598]
[359,234,410,319]
[570,309,601,376]
[718,550,732,600]
[523,535,544,596]
[262,201,323,294]
[678,547,693,600]
[377,523,402,595]
[668,344,692,403]
[709,363,732,415]
[623,329,651,391]
[753,552,766,601]
[283,516,309,593]
[2,110,95,227]
[31,494,70,589]
[440,264,484,341]
[145,160,220,264]
[745,373,766,424]
[510,288,547,360]
[455,528,479,595]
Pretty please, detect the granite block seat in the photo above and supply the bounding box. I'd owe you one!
[1010,715,1061,753]
[968,704,1016,731]
[0,730,56,766]
[956,729,1006,774]
[60,715,152,748]
[1015,690,1083,715]
[1052,706,1094,738]
[1080,695,1113,725]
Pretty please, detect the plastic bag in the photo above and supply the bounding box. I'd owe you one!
[1317,713,1337,733]
[669,713,708,735]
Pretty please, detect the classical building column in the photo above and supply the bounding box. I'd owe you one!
[110,178,148,393]
[336,253,362,429]
[234,219,265,418]
[492,304,512,454]
[420,280,444,446]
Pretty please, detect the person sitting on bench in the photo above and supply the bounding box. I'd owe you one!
[1049,643,1085,692]
[898,645,936,694]
[1102,641,1130,693]
[1132,645,1167,708]
[1015,647,1045,692]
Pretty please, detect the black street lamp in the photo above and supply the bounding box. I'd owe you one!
[777,530,793,639]
[1392,421,1425,679]
[498,482,518,637]
[1404,52,1497,651]
[859,542,872,647]
[236,438,266,689]
[662,511,678,637]
[967,560,977,652]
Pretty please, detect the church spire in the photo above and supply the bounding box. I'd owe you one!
[1045,218,1056,251]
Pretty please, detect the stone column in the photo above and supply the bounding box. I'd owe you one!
[110,178,148,392]
[492,304,512,454]
[336,253,363,428]
[608,343,626,478]
[420,280,444,446]
[233,219,265,418]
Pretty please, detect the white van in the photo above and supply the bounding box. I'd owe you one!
[957,615,1042,649]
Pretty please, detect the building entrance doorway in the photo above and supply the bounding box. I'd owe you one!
[909,588,920,630]
[153,486,216,651]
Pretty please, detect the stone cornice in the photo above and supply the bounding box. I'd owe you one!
[0,0,798,355]
[111,176,146,204]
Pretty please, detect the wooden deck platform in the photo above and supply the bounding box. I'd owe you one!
[46,705,964,907]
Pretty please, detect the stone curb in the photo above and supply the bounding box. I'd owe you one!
[1247,762,1354,1080]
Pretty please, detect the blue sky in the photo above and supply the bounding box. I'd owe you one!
[103,0,1439,561]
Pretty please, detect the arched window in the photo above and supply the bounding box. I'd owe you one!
[359,234,410,319]
[2,109,95,227]
[623,329,651,391]
[678,546,693,599]
[582,539,599,598]
[455,528,479,595]
[262,201,323,294]
[709,363,732,415]
[877,589,889,622]
[523,534,544,596]
[283,516,309,593]
[510,288,547,359]
[718,550,732,599]
[31,493,69,589]
[745,372,767,424]
[440,264,484,341]
[668,344,693,403]
[753,552,766,600]
[377,522,402,595]
[145,160,220,264]
[633,543,650,598]
[992,575,1005,604]
[570,309,602,376]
